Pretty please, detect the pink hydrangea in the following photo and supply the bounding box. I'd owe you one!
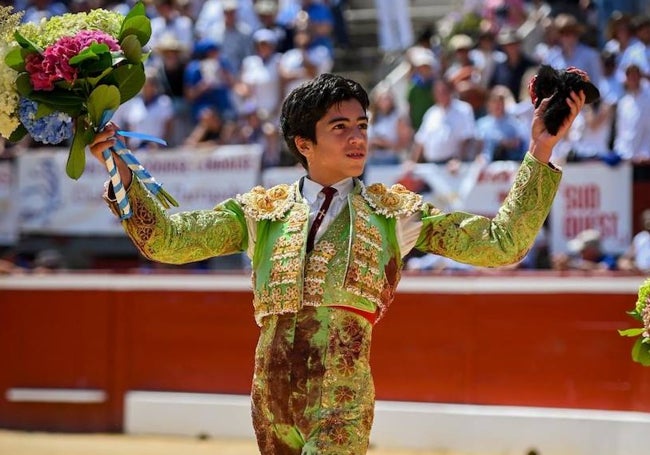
[25,30,121,91]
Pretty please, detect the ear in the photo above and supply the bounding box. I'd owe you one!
[295,137,312,157]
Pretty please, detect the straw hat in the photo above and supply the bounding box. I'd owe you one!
[554,14,585,35]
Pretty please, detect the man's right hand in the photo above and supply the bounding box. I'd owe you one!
[89,123,133,188]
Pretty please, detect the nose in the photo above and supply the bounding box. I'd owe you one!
[349,125,366,144]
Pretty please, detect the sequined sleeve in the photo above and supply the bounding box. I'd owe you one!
[414,153,561,267]
[104,179,247,264]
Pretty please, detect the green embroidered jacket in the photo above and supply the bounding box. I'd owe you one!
[106,153,561,325]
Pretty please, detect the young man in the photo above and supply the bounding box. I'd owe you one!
[91,73,584,454]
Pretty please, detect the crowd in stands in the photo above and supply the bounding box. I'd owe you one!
[2,0,650,274]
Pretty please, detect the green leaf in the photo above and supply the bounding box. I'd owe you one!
[87,85,121,127]
[119,16,152,47]
[631,338,650,366]
[120,34,143,64]
[125,1,146,20]
[13,30,43,53]
[35,102,55,118]
[67,121,88,180]
[618,328,646,337]
[627,309,643,322]
[85,66,116,87]
[4,47,26,71]
[26,89,85,116]
[8,124,28,143]
[69,43,110,65]
[15,73,32,96]
[111,63,145,104]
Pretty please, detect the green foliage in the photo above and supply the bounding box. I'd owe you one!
[620,278,650,367]
[8,1,152,178]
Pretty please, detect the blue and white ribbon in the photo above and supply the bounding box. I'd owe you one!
[98,110,177,220]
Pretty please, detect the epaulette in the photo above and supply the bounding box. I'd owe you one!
[236,183,296,220]
[360,183,423,218]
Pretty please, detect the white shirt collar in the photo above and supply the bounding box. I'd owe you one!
[301,176,354,205]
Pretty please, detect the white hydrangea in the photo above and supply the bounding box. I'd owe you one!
[0,45,20,139]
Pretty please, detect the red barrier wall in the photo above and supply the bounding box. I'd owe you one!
[1,274,649,432]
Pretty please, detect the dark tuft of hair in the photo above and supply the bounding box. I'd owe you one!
[280,73,369,169]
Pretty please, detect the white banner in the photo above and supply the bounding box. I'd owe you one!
[11,152,633,256]
[17,145,262,235]
[550,162,632,255]
[0,160,18,245]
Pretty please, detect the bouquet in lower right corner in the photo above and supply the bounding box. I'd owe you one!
[619,278,650,366]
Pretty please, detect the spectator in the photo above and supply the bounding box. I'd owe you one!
[603,12,636,66]
[471,26,503,89]
[303,0,335,58]
[111,70,175,150]
[617,15,650,82]
[234,28,283,121]
[476,85,525,162]
[598,50,625,103]
[374,0,414,57]
[613,63,650,163]
[148,33,191,147]
[327,0,350,49]
[445,34,487,117]
[490,27,538,102]
[183,106,234,148]
[254,0,294,53]
[411,78,477,164]
[183,39,236,123]
[149,0,194,52]
[278,26,333,99]
[405,46,439,130]
[618,209,650,273]
[367,86,413,165]
[220,0,255,73]
[553,229,617,271]
[543,14,603,89]
[445,33,482,89]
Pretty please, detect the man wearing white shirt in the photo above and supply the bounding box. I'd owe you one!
[411,78,477,163]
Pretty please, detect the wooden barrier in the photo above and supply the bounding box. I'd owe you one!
[1,273,649,432]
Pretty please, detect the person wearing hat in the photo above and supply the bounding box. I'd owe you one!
[235,28,283,119]
[405,46,438,129]
[149,0,194,52]
[617,15,650,82]
[553,229,617,271]
[612,62,650,163]
[254,0,294,53]
[183,38,237,123]
[445,34,488,117]
[489,26,537,102]
[195,0,258,68]
[219,0,255,73]
[542,13,603,91]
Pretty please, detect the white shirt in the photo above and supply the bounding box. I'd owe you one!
[632,231,650,271]
[614,87,650,160]
[415,99,476,162]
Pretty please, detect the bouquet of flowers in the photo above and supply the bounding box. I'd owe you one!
[619,278,650,366]
[0,2,177,219]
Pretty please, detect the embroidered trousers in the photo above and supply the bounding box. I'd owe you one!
[251,306,375,454]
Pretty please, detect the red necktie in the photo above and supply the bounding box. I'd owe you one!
[306,186,337,252]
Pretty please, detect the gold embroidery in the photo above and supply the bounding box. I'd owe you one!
[237,183,296,220]
[360,182,423,218]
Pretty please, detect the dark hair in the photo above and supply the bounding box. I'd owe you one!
[280,73,369,169]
